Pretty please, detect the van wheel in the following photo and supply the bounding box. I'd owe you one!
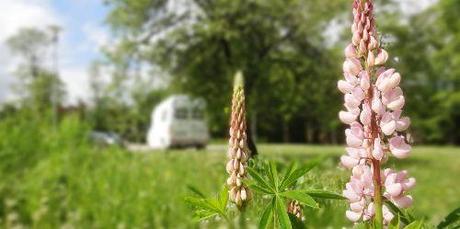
[195,144,205,150]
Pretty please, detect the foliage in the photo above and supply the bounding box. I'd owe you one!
[104,0,348,142]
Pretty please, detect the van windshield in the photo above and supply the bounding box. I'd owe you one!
[174,107,188,120]
[192,108,204,120]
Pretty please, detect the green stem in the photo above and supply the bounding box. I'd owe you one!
[238,206,247,229]
[372,159,383,229]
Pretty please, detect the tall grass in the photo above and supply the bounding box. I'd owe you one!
[0,113,459,228]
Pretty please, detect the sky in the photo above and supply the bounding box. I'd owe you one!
[0,0,437,106]
[0,0,110,104]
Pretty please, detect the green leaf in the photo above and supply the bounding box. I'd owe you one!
[288,213,306,229]
[268,161,279,190]
[389,215,402,229]
[279,157,322,190]
[280,162,297,188]
[386,201,412,225]
[437,207,460,229]
[248,166,275,191]
[184,197,215,212]
[280,190,318,209]
[304,189,345,200]
[217,185,228,210]
[249,184,275,194]
[186,184,206,198]
[404,220,424,229]
[275,196,292,229]
[259,199,275,229]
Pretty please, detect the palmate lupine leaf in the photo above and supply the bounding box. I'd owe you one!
[279,190,318,209]
[403,220,424,229]
[268,161,280,190]
[437,207,460,229]
[250,159,343,229]
[275,196,292,229]
[247,166,275,192]
[304,189,345,200]
[279,156,324,190]
[259,199,275,229]
[184,186,229,223]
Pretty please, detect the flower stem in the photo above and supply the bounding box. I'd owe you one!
[372,159,383,229]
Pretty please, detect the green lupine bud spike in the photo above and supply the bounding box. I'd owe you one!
[226,71,251,209]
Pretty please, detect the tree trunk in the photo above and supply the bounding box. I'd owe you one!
[283,119,290,143]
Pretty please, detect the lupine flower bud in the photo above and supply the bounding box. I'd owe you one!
[340,0,415,225]
[345,43,357,58]
[344,58,363,76]
[374,49,389,65]
[367,51,375,67]
[360,71,370,90]
[226,71,251,208]
[287,200,303,220]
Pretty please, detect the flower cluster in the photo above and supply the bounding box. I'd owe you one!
[338,0,415,225]
[226,72,251,208]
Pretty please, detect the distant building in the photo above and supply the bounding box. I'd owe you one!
[147,95,209,149]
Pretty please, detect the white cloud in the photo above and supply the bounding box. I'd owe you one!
[0,0,60,103]
[0,0,111,106]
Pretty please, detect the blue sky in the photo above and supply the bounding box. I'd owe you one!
[0,0,111,104]
[0,0,437,105]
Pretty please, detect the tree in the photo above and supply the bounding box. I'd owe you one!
[104,0,349,143]
[6,27,65,112]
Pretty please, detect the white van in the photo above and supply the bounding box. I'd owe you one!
[147,95,209,149]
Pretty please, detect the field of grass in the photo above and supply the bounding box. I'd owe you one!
[2,120,459,229]
[0,114,458,228]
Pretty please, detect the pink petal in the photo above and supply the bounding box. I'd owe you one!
[346,210,362,222]
[403,177,416,190]
[341,155,359,168]
[382,205,395,223]
[360,104,372,126]
[387,95,405,111]
[360,71,370,90]
[375,49,389,65]
[381,122,396,136]
[386,183,403,197]
[372,138,384,160]
[343,189,360,202]
[338,80,354,94]
[389,136,411,158]
[396,117,411,131]
[345,93,361,108]
[392,195,413,208]
[343,58,362,76]
[339,111,358,124]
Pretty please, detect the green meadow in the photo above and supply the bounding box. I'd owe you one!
[1,116,459,228]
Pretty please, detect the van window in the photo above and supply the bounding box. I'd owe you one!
[175,108,188,120]
[192,108,204,119]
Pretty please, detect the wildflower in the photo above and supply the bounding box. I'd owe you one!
[339,0,415,226]
[226,71,251,208]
